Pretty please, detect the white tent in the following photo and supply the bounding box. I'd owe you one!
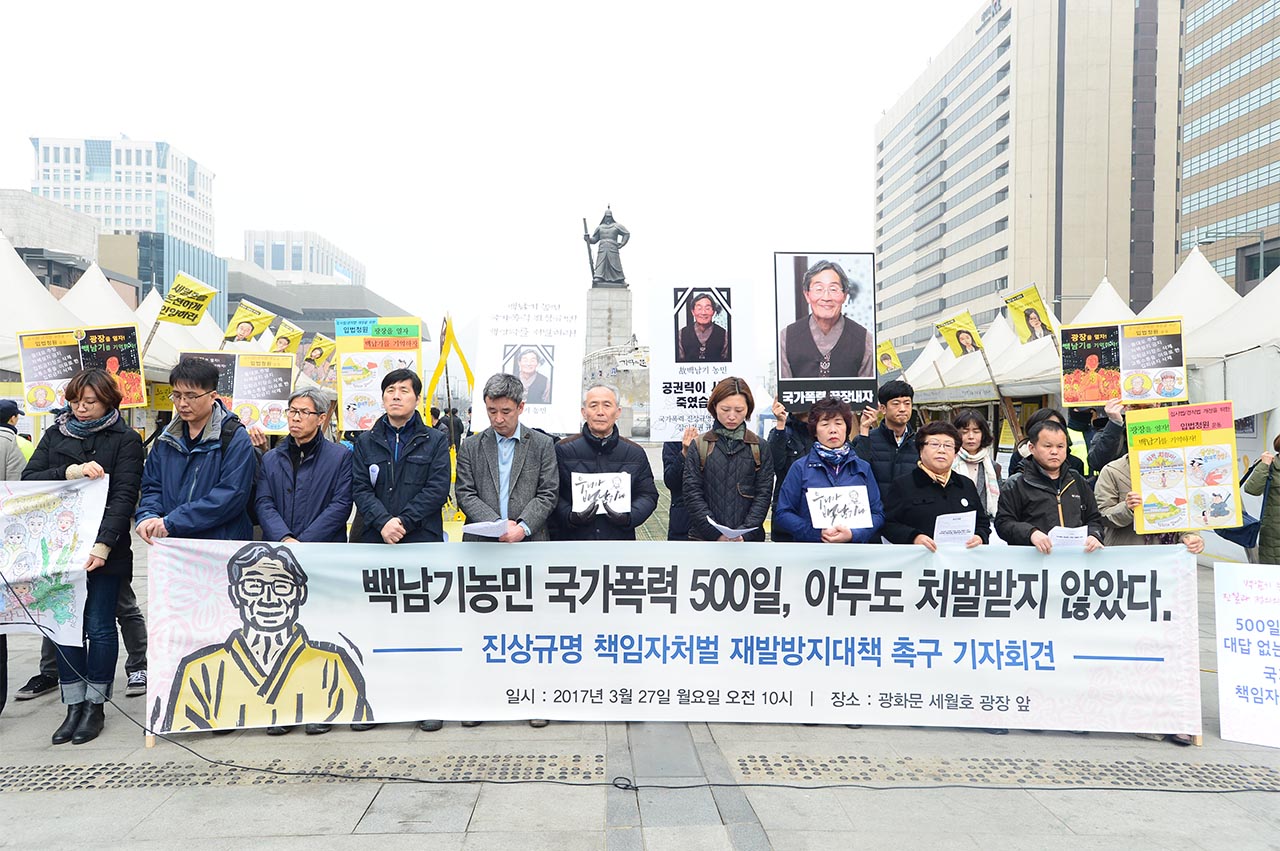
[903,336,951,391]
[60,264,186,372]
[1186,264,1280,418]
[1186,264,1280,360]
[1068,276,1135,324]
[0,230,83,373]
[1138,247,1240,335]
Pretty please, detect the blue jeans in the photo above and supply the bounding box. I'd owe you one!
[57,572,120,705]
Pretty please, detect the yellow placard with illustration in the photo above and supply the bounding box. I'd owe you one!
[1004,285,1056,344]
[935,311,984,357]
[224,300,278,343]
[271,320,305,355]
[874,340,902,374]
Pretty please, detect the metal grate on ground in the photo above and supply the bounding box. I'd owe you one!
[0,752,607,794]
[733,754,1280,792]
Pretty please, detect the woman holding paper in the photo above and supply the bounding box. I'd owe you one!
[21,368,145,746]
[882,421,989,549]
[682,378,774,541]
[774,396,883,543]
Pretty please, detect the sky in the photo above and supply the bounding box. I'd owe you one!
[1,1,978,351]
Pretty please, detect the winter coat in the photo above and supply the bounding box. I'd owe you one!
[995,462,1104,546]
[0,426,23,480]
[1243,455,1280,564]
[1094,456,1200,548]
[552,425,658,541]
[774,445,884,543]
[22,415,144,578]
[352,412,451,543]
[766,420,811,541]
[852,423,919,496]
[662,441,691,540]
[136,401,256,541]
[682,430,774,542]
[254,433,354,543]
[882,466,991,545]
[1088,418,1127,474]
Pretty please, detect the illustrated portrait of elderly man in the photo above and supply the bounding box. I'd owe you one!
[676,291,731,363]
[778,259,874,379]
[163,542,371,732]
[514,347,552,405]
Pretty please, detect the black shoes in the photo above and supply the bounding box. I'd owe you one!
[52,703,104,745]
[305,724,332,735]
[266,725,294,736]
[52,703,86,745]
[418,719,443,732]
[18,674,59,700]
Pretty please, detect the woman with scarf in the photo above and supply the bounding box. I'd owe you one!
[951,408,1001,523]
[682,377,774,541]
[22,368,144,745]
[882,421,990,549]
[775,396,883,543]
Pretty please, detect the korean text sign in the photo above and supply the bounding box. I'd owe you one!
[179,351,296,434]
[1213,562,1280,749]
[1060,318,1186,407]
[147,540,1200,733]
[157,273,217,326]
[18,324,148,412]
[334,317,422,432]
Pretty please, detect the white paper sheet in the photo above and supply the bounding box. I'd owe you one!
[1048,525,1088,549]
[461,519,511,538]
[933,511,977,546]
[805,485,873,529]
[707,517,758,540]
[571,471,631,514]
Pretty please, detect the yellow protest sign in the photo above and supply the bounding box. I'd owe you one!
[158,273,217,326]
[874,340,902,375]
[1004,285,1056,344]
[224,300,277,342]
[271,320,305,354]
[333,317,422,431]
[935,311,984,357]
[298,333,337,386]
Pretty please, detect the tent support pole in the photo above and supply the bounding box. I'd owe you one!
[978,347,1024,443]
[139,317,162,362]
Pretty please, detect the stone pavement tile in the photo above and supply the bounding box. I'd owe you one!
[1027,789,1271,840]
[104,835,468,851]
[353,782,480,834]
[689,721,714,743]
[467,782,607,832]
[0,788,175,844]
[642,825,733,851]
[635,776,722,827]
[742,787,853,831]
[972,836,1200,851]
[123,783,379,840]
[605,826,643,851]
[420,721,608,742]
[725,821,771,851]
[607,786,641,827]
[706,723,802,742]
[832,787,1070,835]
[711,785,759,825]
[628,722,703,777]
[767,830,977,850]
[1223,791,1280,829]
[461,830,605,850]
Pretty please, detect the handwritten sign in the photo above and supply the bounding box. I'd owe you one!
[571,472,632,515]
[805,485,872,529]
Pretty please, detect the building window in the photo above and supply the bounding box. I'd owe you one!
[291,244,303,271]
[271,241,285,270]
[42,146,49,163]
[146,150,152,166]
[74,149,80,164]
[253,241,265,267]
[114,149,121,165]
[53,147,60,164]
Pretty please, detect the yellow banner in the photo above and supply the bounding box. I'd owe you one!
[299,334,337,386]
[935,311,984,358]
[874,339,902,374]
[1003,285,1055,344]
[224,299,278,342]
[158,273,217,326]
[271,320,305,355]
[17,323,148,411]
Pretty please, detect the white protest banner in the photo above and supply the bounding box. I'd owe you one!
[571,472,631,515]
[1213,562,1280,749]
[650,286,751,441]
[471,297,586,435]
[147,541,1199,733]
[805,485,872,529]
[0,478,109,645]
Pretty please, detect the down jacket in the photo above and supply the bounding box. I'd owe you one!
[852,423,918,495]
[1243,455,1280,564]
[682,430,774,542]
[552,425,658,541]
[774,445,883,543]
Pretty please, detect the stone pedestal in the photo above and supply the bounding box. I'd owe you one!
[584,287,633,355]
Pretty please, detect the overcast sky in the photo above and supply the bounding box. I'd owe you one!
[2,0,976,347]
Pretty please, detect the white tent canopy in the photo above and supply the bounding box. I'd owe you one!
[1069,276,1135,325]
[1186,263,1280,360]
[60,263,186,372]
[935,314,1017,388]
[0,230,83,374]
[135,290,208,366]
[1138,247,1240,335]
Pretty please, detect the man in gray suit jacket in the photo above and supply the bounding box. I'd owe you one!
[455,373,558,543]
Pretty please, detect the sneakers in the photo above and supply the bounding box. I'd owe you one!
[125,671,148,698]
[16,674,59,700]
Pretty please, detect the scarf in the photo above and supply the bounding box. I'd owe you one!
[55,407,119,440]
[954,446,1000,516]
[813,441,852,474]
[917,460,951,487]
[714,423,746,442]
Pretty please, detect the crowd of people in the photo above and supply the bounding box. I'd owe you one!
[1,357,1273,748]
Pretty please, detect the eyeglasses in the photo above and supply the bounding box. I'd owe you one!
[922,441,956,451]
[171,389,215,403]
[239,578,297,597]
[807,285,846,297]
[286,407,320,418]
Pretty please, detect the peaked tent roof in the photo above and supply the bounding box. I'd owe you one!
[1069,276,1136,325]
[60,263,185,371]
[135,289,209,364]
[1138,246,1241,334]
[903,335,949,390]
[0,229,83,373]
[1186,263,1280,360]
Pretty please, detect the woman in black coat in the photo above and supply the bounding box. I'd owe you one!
[682,377,774,541]
[882,421,990,549]
[22,368,144,745]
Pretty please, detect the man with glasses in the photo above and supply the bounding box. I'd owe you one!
[778,260,874,379]
[163,542,371,732]
[136,357,257,544]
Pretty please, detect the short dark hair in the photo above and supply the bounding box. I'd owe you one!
[64,368,123,411]
[1025,407,1067,431]
[1028,419,1067,445]
[802,260,856,299]
[951,408,993,450]
[915,420,960,451]
[807,396,854,440]
[170,357,219,392]
[707,376,755,418]
[690,292,717,311]
[878,379,914,406]
[430,406,441,420]
[226,542,307,587]
[381,368,422,397]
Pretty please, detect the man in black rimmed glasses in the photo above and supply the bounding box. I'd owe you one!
[135,357,257,544]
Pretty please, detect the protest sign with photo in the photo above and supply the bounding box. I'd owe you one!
[271,320,305,355]
[334,317,422,431]
[18,324,147,412]
[875,340,902,375]
[1004,285,1056,344]
[223,299,277,343]
[298,333,337,386]
[935,311,984,358]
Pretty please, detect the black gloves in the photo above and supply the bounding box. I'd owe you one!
[604,503,631,528]
[569,500,598,527]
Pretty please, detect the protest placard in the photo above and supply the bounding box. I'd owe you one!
[935,311,984,357]
[231,354,295,434]
[18,324,147,411]
[1060,324,1121,406]
[157,273,217,326]
[875,339,902,375]
[223,299,277,343]
[570,472,632,515]
[1213,562,1280,749]
[334,317,422,431]
[1119,318,1186,403]
[804,485,873,529]
[651,286,747,440]
[1004,285,1056,344]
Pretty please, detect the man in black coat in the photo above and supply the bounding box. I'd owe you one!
[996,419,1105,553]
[553,384,658,540]
[852,379,919,498]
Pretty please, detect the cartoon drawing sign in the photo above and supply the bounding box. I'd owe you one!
[298,333,338,386]
[334,317,422,432]
[18,324,148,412]
[1060,324,1121,407]
[1126,401,1242,534]
[231,354,295,434]
[1119,318,1186,404]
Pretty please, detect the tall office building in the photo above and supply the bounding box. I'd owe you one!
[1177,0,1280,294]
[873,1,1180,366]
[243,229,366,287]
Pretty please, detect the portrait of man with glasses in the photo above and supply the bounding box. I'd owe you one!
[778,259,875,380]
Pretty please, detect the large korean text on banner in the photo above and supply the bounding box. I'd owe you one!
[157,274,217,326]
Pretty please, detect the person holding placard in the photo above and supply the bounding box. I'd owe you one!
[775,396,883,543]
[23,369,145,745]
[882,421,989,550]
[995,419,1104,554]
[552,384,658,541]
[682,378,774,542]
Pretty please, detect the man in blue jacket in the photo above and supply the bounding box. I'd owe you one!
[136,358,257,545]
